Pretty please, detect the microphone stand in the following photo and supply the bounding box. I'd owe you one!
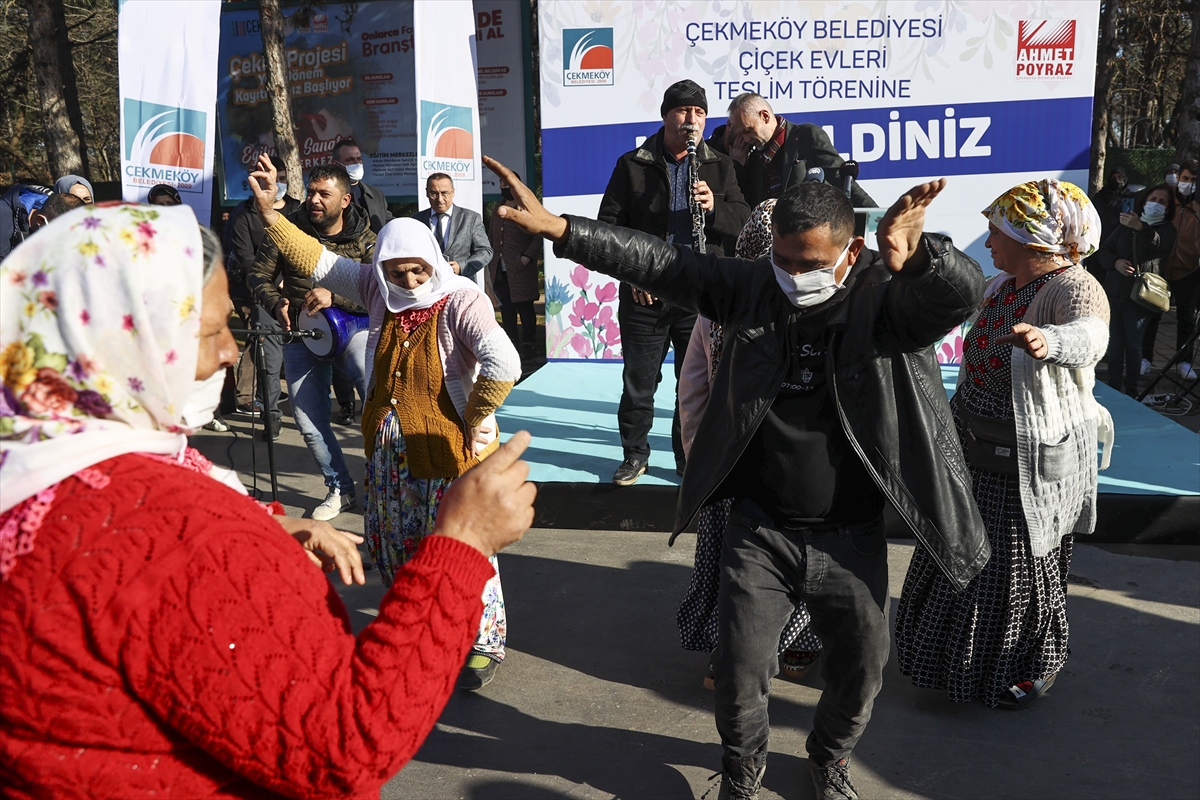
[230,327,324,502]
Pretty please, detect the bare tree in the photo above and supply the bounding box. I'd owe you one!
[258,0,302,200]
[26,0,83,177]
[1092,0,1121,194]
[1177,0,1200,161]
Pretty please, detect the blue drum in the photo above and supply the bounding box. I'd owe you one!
[298,307,369,361]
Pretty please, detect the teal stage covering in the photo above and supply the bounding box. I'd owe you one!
[496,362,1200,497]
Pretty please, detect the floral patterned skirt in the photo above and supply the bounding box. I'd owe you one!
[364,410,506,659]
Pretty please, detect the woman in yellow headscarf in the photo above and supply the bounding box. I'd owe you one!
[896,179,1112,710]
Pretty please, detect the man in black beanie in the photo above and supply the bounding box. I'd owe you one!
[598,79,749,485]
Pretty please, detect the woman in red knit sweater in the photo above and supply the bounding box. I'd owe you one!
[0,203,536,798]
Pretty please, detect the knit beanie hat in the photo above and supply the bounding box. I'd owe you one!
[660,80,708,117]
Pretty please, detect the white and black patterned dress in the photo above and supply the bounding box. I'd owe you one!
[895,270,1073,707]
[675,199,821,656]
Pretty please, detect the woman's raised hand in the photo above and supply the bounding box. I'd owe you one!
[248,154,281,228]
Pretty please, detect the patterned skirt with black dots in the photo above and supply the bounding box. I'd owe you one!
[894,383,1073,708]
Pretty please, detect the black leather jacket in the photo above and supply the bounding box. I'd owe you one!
[556,217,991,589]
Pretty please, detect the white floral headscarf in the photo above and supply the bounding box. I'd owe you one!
[0,203,207,513]
[982,179,1102,264]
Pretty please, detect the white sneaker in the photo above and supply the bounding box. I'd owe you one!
[1140,358,1152,375]
[1179,362,1198,381]
[312,488,355,521]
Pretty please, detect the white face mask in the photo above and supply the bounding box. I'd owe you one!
[388,277,434,304]
[1142,201,1167,225]
[345,163,365,182]
[1166,174,1178,187]
[1179,181,1196,197]
[180,368,226,430]
[275,182,288,201]
[772,240,852,309]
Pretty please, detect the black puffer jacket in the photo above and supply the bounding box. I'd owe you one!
[249,202,373,327]
[555,217,990,589]
[597,128,749,256]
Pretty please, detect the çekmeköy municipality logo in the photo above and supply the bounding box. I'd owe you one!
[563,28,614,86]
[419,100,475,180]
[1016,19,1077,79]
[123,99,207,193]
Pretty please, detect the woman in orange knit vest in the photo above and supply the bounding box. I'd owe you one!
[249,156,523,690]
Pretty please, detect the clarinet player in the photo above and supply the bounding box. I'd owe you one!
[599,80,749,485]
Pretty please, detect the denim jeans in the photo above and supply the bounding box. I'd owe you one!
[282,333,368,494]
[1106,301,1151,395]
[616,283,695,464]
[713,499,890,776]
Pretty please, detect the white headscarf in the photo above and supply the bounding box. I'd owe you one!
[0,204,227,514]
[372,217,481,313]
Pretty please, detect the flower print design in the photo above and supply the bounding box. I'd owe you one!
[20,368,78,415]
[570,334,591,358]
[544,276,571,317]
[128,376,144,393]
[37,291,57,311]
[31,271,48,287]
[74,390,113,417]
[122,314,135,332]
[81,216,101,230]
[1014,304,1028,319]
[569,265,591,291]
[1,341,37,393]
[164,350,178,365]
[79,310,90,325]
[178,295,196,320]
[989,355,1004,369]
[77,240,100,258]
[975,334,988,350]
[594,282,618,304]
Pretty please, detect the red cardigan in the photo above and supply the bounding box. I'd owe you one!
[0,454,494,799]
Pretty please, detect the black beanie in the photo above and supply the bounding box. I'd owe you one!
[660,79,708,117]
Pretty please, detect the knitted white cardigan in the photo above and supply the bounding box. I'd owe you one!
[959,267,1114,557]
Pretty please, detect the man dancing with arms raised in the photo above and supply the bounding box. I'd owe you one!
[483,156,989,799]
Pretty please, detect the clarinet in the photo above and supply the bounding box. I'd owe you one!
[686,131,707,254]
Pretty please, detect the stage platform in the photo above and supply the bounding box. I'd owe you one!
[495,362,1199,541]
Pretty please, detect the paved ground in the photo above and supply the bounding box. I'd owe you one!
[192,413,1200,800]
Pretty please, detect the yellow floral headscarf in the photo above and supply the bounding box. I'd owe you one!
[982,179,1101,264]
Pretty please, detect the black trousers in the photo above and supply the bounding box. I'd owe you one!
[250,304,284,423]
[616,283,695,464]
[714,500,890,778]
[495,268,537,346]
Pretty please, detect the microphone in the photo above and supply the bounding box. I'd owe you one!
[283,329,324,344]
[840,160,859,199]
[804,166,825,183]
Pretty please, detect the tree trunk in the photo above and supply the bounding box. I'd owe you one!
[51,0,89,177]
[1091,0,1120,194]
[258,0,303,199]
[1175,0,1200,163]
[27,0,83,179]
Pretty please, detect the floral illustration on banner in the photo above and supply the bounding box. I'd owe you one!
[544,265,621,360]
[935,324,964,366]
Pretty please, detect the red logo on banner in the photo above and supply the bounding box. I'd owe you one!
[1016,20,1076,79]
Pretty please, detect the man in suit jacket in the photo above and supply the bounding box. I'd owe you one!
[412,173,493,281]
[332,138,393,234]
[725,92,876,209]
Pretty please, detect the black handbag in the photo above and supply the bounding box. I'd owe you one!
[963,410,1020,476]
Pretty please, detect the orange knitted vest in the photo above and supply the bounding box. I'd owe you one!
[362,313,475,479]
